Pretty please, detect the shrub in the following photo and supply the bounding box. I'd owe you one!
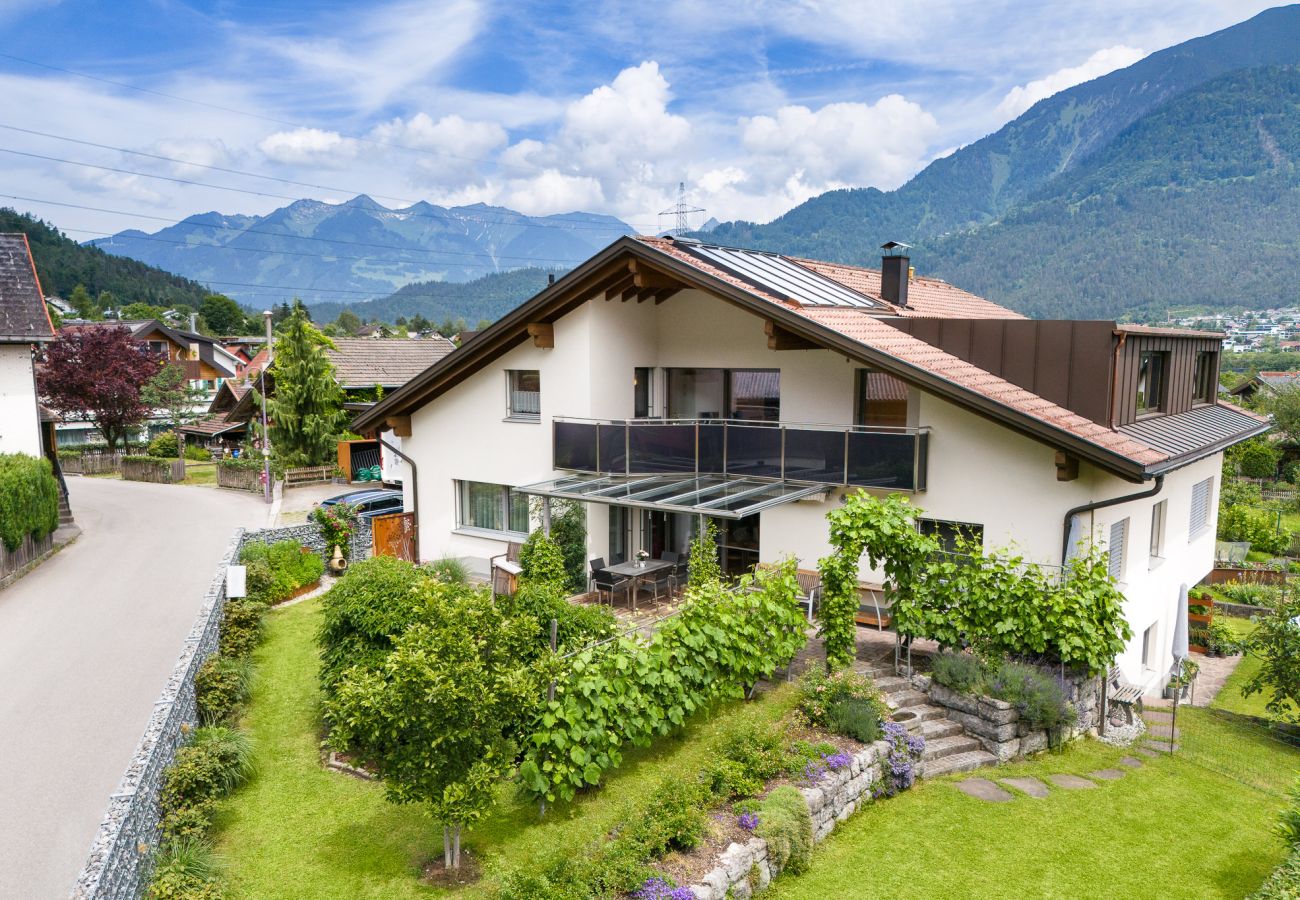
[1277,776,1300,848]
[1219,580,1282,607]
[146,838,225,900]
[1237,438,1282,479]
[757,785,813,875]
[826,696,884,743]
[0,452,60,551]
[316,556,435,698]
[238,540,323,604]
[1219,505,1292,556]
[634,877,693,900]
[311,502,357,558]
[987,662,1074,731]
[159,801,216,844]
[687,518,722,589]
[423,556,470,584]
[877,721,925,797]
[930,651,988,695]
[218,600,264,659]
[184,443,210,461]
[798,666,885,743]
[195,655,251,725]
[159,727,254,825]
[1249,848,1300,900]
[148,430,179,458]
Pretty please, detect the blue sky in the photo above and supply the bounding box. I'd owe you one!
[0,0,1283,239]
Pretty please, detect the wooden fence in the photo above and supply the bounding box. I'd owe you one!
[1202,566,1290,586]
[0,530,56,588]
[216,463,264,493]
[60,451,124,475]
[372,511,416,562]
[284,465,333,488]
[121,458,187,484]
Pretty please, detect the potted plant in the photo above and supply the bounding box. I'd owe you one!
[1164,658,1199,701]
[1188,591,1215,627]
[1188,625,1210,655]
[635,549,649,569]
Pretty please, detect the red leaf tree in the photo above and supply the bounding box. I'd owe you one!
[39,326,160,449]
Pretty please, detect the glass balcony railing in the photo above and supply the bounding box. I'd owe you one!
[553,418,928,491]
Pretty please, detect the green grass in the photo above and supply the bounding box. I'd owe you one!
[184,461,217,486]
[768,733,1296,900]
[214,596,797,898]
[1212,615,1296,723]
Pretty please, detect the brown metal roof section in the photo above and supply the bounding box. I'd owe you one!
[1119,403,1270,471]
[0,233,55,343]
[1115,323,1226,339]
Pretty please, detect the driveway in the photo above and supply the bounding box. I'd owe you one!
[0,477,265,899]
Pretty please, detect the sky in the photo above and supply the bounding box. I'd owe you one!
[0,0,1284,243]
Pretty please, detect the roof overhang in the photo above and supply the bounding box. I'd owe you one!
[516,472,828,519]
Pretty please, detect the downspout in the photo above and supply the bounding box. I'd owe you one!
[376,432,418,559]
[1061,475,1164,566]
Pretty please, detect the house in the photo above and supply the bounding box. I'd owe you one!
[352,235,1268,691]
[0,234,55,458]
[1228,370,1300,403]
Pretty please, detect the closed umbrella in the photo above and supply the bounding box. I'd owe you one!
[1172,583,1190,668]
[1064,513,1083,562]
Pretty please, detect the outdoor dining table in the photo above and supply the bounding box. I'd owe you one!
[603,558,675,607]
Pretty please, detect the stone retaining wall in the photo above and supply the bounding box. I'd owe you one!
[684,741,886,899]
[238,520,372,564]
[1215,600,1269,619]
[923,672,1101,762]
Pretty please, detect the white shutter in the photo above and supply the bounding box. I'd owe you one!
[1190,477,1213,535]
[1108,518,1128,580]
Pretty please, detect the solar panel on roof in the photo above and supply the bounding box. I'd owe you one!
[678,242,880,309]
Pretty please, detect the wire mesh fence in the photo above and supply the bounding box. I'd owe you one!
[1172,704,1300,798]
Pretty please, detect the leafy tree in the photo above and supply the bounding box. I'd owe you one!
[334,309,362,335]
[142,362,206,436]
[394,316,408,328]
[199,294,250,335]
[39,326,158,448]
[261,305,346,466]
[1266,386,1300,446]
[410,314,431,334]
[1233,437,1282,479]
[327,585,540,870]
[687,519,722,590]
[67,284,101,320]
[1236,594,1300,724]
[119,301,170,320]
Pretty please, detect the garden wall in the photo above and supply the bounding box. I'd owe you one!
[921,672,1101,762]
[685,742,886,900]
[72,529,244,899]
[238,520,373,564]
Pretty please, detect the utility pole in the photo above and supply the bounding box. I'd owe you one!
[262,309,274,504]
[658,182,706,237]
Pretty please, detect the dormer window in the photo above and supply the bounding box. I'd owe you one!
[1194,351,1217,405]
[1136,352,1166,415]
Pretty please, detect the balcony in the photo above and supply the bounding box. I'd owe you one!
[552,417,928,491]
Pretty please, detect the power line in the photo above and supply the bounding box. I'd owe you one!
[658,182,706,237]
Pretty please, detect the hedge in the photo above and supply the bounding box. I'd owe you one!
[0,453,60,551]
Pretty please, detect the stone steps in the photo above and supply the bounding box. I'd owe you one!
[883,689,930,709]
[891,703,948,724]
[922,733,982,761]
[922,749,998,778]
[916,718,963,740]
[873,675,912,692]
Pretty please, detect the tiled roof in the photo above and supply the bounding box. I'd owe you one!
[179,412,246,437]
[791,307,1170,466]
[1257,371,1300,388]
[324,337,457,389]
[0,233,54,342]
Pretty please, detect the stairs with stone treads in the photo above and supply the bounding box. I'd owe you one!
[854,654,998,778]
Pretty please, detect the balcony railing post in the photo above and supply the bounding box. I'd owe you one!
[779,424,786,481]
[843,429,850,486]
[624,422,630,479]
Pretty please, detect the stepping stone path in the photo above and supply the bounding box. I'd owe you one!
[954,778,1014,802]
[1048,773,1097,790]
[1134,747,1161,758]
[1119,756,1143,768]
[1147,723,1180,740]
[1090,769,1126,781]
[1000,776,1050,798]
[1144,710,1174,724]
[1144,742,1180,753]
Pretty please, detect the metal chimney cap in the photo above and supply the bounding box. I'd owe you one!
[880,241,911,255]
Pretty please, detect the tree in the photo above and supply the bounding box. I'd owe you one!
[1266,386,1300,445]
[334,309,362,335]
[39,326,158,448]
[261,305,346,465]
[199,294,250,335]
[119,302,169,321]
[1236,594,1300,724]
[410,314,431,334]
[67,284,101,320]
[142,362,206,435]
[1234,437,1282,479]
[327,585,539,870]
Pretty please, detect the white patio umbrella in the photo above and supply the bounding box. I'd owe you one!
[1172,583,1190,668]
[1064,513,1083,562]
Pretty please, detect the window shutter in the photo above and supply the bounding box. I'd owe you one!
[1108,519,1127,580]
[1190,477,1212,534]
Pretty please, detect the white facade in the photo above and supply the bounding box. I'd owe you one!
[0,343,43,457]
[399,286,1222,690]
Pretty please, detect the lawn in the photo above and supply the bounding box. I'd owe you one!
[184,461,217,486]
[214,596,797,899]
[1212,615,1274,721]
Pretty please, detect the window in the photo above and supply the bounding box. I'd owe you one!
[1190,477,1213,536]
[456,481,530,535]
[729,370,780,421]
[1141,623,1157,670]
[856,369,909,428]
[918,518,984,554]
[634,367,652,418]
[507,370,541,420]
[148,340,167,356]
[1136,351,1166,414]
[664,368,780,421]
[1108,518,1128,581]
[1194,351,1218,405]
[1149,500,1167,562]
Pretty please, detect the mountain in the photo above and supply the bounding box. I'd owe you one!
[0,207,212,306]
[90,197,634,305]
[702,5,1300,316]
[308,267,559,326]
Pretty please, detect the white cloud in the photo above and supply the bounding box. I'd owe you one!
[370,113,506,188]
[996,45,1147,119]
[257,128,357,167]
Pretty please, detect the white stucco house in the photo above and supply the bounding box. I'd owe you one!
[353,235,1268,691]
[0,233,55,458]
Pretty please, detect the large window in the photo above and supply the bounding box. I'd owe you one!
[507,370,541,420]
[664,368,779,421]
[1108,518,1128,581]
[1190,477,1213,537]
[918,518,984,554]
[1136,352,1166,414]
[856,369,909,428]
[1194,351,1218,405]
[456,481,530,535]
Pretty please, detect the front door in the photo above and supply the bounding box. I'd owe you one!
[718,514,760,577]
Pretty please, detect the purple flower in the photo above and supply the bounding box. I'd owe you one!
[738,812,759,831]
[636,877,694,900]
[803,759,828,783]
[822,751,852,771]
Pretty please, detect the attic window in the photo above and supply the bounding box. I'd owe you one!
[1136,352,1166,415]
[1194,351,1217,405]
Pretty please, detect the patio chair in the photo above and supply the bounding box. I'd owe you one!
[659,551,683,594]
[644,562,675,604]
[854,583,893,631]
[1105,665,1145,726]
[794,569,821,624]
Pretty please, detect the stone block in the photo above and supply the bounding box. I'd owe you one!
[815,820,833,843]
[720,842,753,882]
[979,736,1020,761]
[951,708,1018,741]
[837,800,856,821]
[731,879,753,900]
[755,859,772,890]
[745,837,766,861]
[690,887,712,900]
[702,867,729,899]
[929,683,980,715]
[800,786,825,814]
[912,673,932,691]
[977,698,1019,724]
[1019,730,1048,755]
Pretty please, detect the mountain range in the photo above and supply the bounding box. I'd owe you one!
[89,198,634,305]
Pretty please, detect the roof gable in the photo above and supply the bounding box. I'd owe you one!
[0,233,54,343]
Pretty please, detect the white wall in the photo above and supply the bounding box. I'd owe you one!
[0,344,43,457]
[400,285,1221,686]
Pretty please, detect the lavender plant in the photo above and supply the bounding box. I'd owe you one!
[635,877,694,900]
[875,721,925,798]
[738,812,760,831]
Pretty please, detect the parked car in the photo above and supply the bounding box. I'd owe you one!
[320,488,392,508]
[351,491,406,520]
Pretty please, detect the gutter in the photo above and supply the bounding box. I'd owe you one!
[1061,475,1164,567]
[376,432,419,560]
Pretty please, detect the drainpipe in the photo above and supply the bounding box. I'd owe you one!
[376,432,418,559]
[1061,475,1164,566]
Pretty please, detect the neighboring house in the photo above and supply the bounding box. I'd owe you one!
[178,380,252,451]
[0,234,55,458]
[352,235,1268,691]
[53,318,241,445]
[1228,370,1300,403]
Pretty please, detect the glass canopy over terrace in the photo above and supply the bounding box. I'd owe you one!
[516,473,830,519]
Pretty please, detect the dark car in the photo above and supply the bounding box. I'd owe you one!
[320,488,392,508]
[351,490,406,520]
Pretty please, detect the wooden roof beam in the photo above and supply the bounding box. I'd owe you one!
[765,319,820,351]
[604,273,635,301]
[526,322,554,349]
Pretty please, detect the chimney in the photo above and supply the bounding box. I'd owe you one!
[189,312,198,333]
[880,241,911,308]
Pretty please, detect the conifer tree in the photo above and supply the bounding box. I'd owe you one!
[261,303,346,466]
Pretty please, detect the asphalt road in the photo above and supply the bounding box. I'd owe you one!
[0,477,266,899]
